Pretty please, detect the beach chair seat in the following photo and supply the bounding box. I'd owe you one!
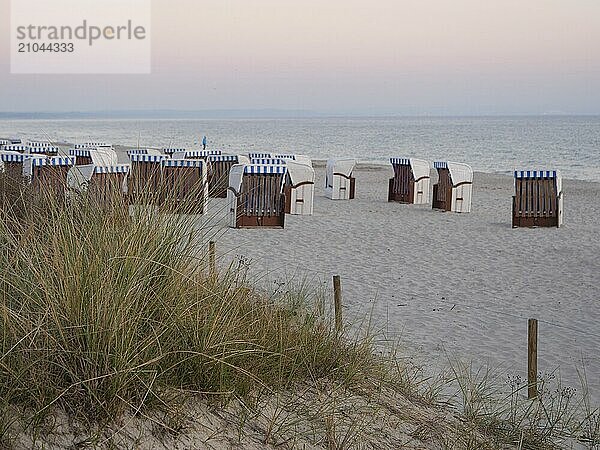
[325,159,356,200]
[388,158,431,204]
[513,170,563,228]
[227,164,287,228]
[160,159,208,214]
[432,162,473,213]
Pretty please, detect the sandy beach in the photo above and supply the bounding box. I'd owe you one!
[207,163,600,401]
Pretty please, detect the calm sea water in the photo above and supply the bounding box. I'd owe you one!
[1,116,599,181]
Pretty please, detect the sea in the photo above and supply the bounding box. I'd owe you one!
[0,115,599,181]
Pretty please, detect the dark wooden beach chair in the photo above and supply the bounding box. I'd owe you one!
[207,155,239,198]
[388,158,431,204]
[432,161,473,213]
[228,164,287,228]
[512,170,563,228]
[129,154,168,204]
[160,159,208,214]
[27,156,75,198]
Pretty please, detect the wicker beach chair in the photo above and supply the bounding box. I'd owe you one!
[432,161,473,213]
[67,164,130,206]
[512,170,563,228]
[24,156,75,197]
[171,150,222,160]
[228,164,287,228]
[388,158,431,204]
[128,154,168,204]
[207,155,249,198]
[160,159,208,214]
[325,159,356,200]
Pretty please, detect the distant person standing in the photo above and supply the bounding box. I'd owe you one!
[202,135,207,150]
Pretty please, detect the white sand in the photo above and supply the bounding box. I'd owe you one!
[208,163,600,402]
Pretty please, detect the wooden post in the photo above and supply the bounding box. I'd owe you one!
[528,318,538,399]
[209,241,216,277]
[333,275,342,332]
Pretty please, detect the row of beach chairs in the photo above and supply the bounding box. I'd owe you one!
[388,158,563,227]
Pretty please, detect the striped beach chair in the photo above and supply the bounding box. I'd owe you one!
[129,154,168,203]
[228,164,287,228]
[325,159,356,200]
[67,164,130,206]
[388,158,431,204]
[24,156,75,197]
[2,144,29,154]
[432,161,473,213]
[513,170,563,228]
[160,159,208,214]
[250,158,287,166]
[75,142,112,150]
[207,154,249,198]
[0,139,10,149]
[69,148,118,166]
[162,147,187,156]
[0,151,33,182]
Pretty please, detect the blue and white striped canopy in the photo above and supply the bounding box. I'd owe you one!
[32,157,75,167]
[69,149,92,157]
[162,148,186,154]
[75,142,111,149]
[274,154,296,160]
[0,152,28,162]
[208,155,238,162]
[514,170,558,179]
[162,159,204,168]
[29,147,59,154]
[130,154,167,163]
[28,141,52,147]
[251,158,286,165]
[433,161,448,169]
[94,165,130,174]
[3,145,28,152]
[249,152,272,159]
[244,165,287,175]
[390,158,411,165]
[127,149,149,155]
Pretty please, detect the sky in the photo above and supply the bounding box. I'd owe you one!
[1,0,600,115]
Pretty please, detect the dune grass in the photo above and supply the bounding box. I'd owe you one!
[0,172,598,448]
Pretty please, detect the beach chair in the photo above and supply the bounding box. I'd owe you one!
[2,144,29,154]
[69,147,119,166]
[325,159,356,200]
[283,159,315,215]
[432,162,473,213]
[171,150,222,160]
[28,142,59,156]
[129,154,168,203]
[0,151,32,182]
[23,156,75,197]
[388,158,431,204]
[67,164,129,206]
[160,159,208,214]
[207,154,250,198]
[162,147,187,156]
[0,139,10,149]
[228,164,287,228]
[512,170,563,228]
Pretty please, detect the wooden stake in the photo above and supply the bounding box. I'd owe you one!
[528,318,538,399]
[333,275,342,332]
[209,241,216,277]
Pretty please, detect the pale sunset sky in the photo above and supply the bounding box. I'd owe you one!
[1,0,599,115]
